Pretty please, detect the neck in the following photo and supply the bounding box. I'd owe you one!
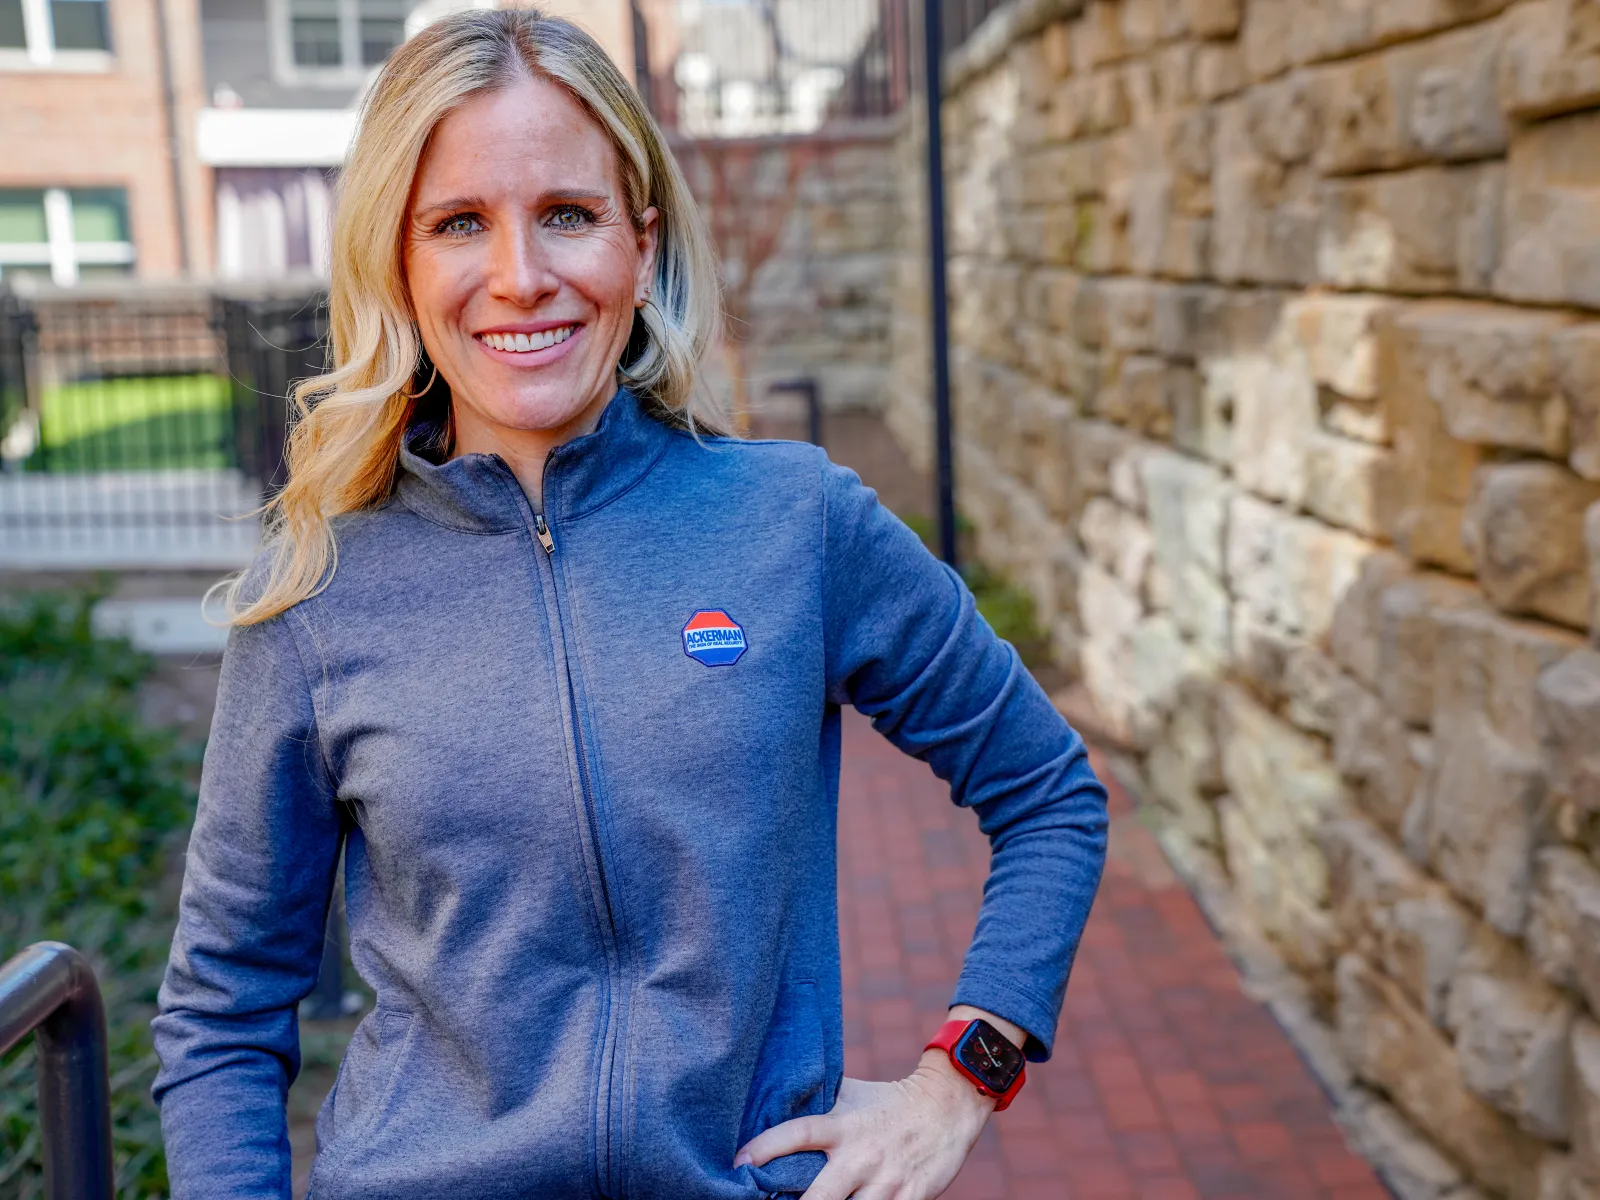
[450,392,611,509]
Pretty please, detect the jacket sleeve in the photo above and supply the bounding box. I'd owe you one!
[821,460,1108,1061]
[151,602,343,1198]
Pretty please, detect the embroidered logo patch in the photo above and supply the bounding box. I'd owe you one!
[682,610,747,667]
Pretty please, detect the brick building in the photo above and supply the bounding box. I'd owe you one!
[1,0,210,283]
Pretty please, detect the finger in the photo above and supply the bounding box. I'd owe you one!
[797,1156,869,1200]
[735,1114,837,1168]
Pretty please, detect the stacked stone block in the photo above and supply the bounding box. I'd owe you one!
[677,130,901,416]
[885,0,1600,1193]
[742,133,903,412]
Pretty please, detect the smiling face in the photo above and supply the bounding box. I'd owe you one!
[403,72,659,474]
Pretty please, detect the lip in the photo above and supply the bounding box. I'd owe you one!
[473,322,584,366]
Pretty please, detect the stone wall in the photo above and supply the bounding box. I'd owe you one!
[886,0,1600,1194]
[675,127,900,416]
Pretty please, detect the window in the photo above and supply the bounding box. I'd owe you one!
[0,191,48,246]
[48,0,108,49]
[289,0,340,66]
[284,0,406,75]
[0,0,26,49]
[0,0,110,64]
[359,0,403,66]
[0,188,134,285]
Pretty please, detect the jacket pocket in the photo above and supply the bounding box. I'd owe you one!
[742,980,828,1196]
[328,1009,413,1147]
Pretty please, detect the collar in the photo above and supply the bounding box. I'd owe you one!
[394,387,674,534]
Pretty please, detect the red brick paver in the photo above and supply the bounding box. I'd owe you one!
[836,709,1391,1200]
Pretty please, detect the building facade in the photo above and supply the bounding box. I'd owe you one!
[0,0,210,284]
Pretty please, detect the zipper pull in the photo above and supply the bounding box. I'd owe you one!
[533,513,555,554]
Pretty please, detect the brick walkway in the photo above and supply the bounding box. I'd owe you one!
[836,708,1393,1200]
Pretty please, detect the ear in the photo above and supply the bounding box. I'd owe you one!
[634,206,661,305]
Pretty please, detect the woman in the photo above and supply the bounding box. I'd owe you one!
[152,9,1108,1199]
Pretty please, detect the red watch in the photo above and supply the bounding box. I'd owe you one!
[925,1018,1027,1111]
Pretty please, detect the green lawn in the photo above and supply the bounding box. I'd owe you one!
[34,374,232,471]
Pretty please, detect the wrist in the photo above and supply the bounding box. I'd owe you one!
[923,1013,1029,1111]
[947,1005,1026,1054]
[916,1047,997,1117]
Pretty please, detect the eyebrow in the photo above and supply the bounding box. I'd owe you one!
[411,195,489,221]
[542,187,612,203]
[411,187,613,220]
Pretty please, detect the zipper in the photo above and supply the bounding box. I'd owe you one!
[524,498,627,1199]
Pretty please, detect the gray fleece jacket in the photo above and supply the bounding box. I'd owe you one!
[151,389,1108,1199]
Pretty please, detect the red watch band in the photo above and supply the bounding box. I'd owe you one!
[925,1018,1027,1111]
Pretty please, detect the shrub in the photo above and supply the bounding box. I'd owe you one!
[0,595,197,1198]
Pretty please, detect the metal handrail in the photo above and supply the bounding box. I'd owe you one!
[768,377,823,447]
[0,942,114,1199]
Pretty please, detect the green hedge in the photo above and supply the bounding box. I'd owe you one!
[0,596,197,1198]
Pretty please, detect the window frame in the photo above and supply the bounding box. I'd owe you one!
[0,187,136,286]
[268,0,408,87]
[0,0,112,71]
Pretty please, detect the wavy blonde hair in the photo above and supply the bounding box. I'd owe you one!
[223,6,723,625]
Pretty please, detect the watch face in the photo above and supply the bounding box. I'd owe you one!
[955,1020,1025,1094]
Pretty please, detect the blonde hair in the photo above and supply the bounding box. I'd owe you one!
[223,7,723,625]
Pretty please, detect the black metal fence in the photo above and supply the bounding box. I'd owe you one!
[634,0,1011,135]
[638,0,915,135]
[217,295,330,496]
[0,287,326,570]
[0,943,113,1200]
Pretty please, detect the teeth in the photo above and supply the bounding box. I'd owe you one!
[482,326,576,353]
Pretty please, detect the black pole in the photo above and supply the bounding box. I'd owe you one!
[629,0,654,117]
[922,0,958,569]
[767,378,823,446]
[0,942,114,1200]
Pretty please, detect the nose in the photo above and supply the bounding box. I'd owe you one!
[484,219,559,309]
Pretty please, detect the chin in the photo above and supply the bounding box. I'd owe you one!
[478,378,605,433]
